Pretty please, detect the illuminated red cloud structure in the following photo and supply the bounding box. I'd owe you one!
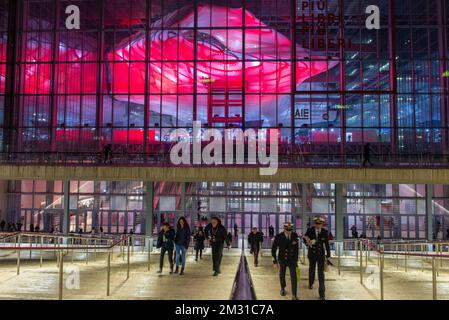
[0,5,338,144]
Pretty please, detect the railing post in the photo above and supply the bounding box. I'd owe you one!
[29,235,33,259]
[58,250,64,300]
[147,238,151,271]
[359,241,363,284]
[421,244,424,272]
[337,242,341,276]
[16,234,21,275]
[85,239,89,265]
[380,252,384,300]
[40,236,43,267]
[131,236,134,256]
[107,250,111,296]
[395,244,399,269]
[432,257,437,300]
[405,244,408,272]
[127,237,130,279]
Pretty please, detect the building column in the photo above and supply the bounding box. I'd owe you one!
[291,185,297,232]
[180,182,186,217]
[144,181,154,237]
[426,184,434,241]
[301,183,308,236]
[0,180,8,222]
[335,184,344,241]
[62,180,70,234]
[92,181,101,232]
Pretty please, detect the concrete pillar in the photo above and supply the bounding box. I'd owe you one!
[144,181,154,237]
[393,184,401,239]
[0,180,8,222]
[180,182,186,217]
[92,181,101,231]
[426,184,434,241]
[291,185,297,233]
[335,184,344,241]
[301,183,308,236]
[62,180,70,234]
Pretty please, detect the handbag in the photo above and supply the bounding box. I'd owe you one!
[324,258,333,272]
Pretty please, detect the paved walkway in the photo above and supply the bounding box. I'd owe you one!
[248,250,449,300]
[0,248,240,300]
[1,248,449,300]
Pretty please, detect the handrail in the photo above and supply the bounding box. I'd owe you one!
[0,235,132,252]
[361,239,449,259]
[0,232,20,241]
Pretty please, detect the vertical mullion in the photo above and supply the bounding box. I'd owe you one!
[339,0,346,163]
[49,0,60,153]
[290,0,297,160]
[144,0,151,159]
[95,0,105,154]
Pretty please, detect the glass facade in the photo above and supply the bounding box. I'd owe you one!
[0,0,447,165]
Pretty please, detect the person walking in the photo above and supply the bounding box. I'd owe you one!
[226,232,233,249]
[174,217,190,275]
[269,225,275,239]
[205,216,230,276]
[193,226,205,261]
[271,223,299,300]
[248,227,264,267]
[304,217,331,300]
[156,222,175,274]
[233,223,238,238]
[103,144,113,164]
[0,220,5,232]
[362,142,373,167]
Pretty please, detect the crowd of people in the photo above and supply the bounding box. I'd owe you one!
[0,220,33,233]
[156,216,231,276]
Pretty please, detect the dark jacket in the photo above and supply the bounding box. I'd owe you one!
[304,227,331,258]
[156,228,175,250]
[248,231,264,250]
[175,226,191,248]
[194,230,206,250]
[205,219,229,247]
[271,232,299,265]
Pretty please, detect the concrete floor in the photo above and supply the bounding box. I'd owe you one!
[1,248,449,300]
[248,249,449,300]
[0,248,239,300]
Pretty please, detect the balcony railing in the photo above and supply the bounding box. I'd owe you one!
[0,151,448,168]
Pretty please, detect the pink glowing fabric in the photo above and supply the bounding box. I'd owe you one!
[0,5,337,126]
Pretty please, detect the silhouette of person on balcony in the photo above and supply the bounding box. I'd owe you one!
[103,144,113,164]
[362,143,373,167]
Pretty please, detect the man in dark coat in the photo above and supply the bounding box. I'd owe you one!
[248,227,264,267]
[304,217,331,300]
[156,222,175,274]
[205,216,230,276]
[268,225,275,239]
[271,223,299,300]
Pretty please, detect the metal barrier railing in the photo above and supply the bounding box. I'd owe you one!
[0,233,155,300]
[326,239,449,300]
